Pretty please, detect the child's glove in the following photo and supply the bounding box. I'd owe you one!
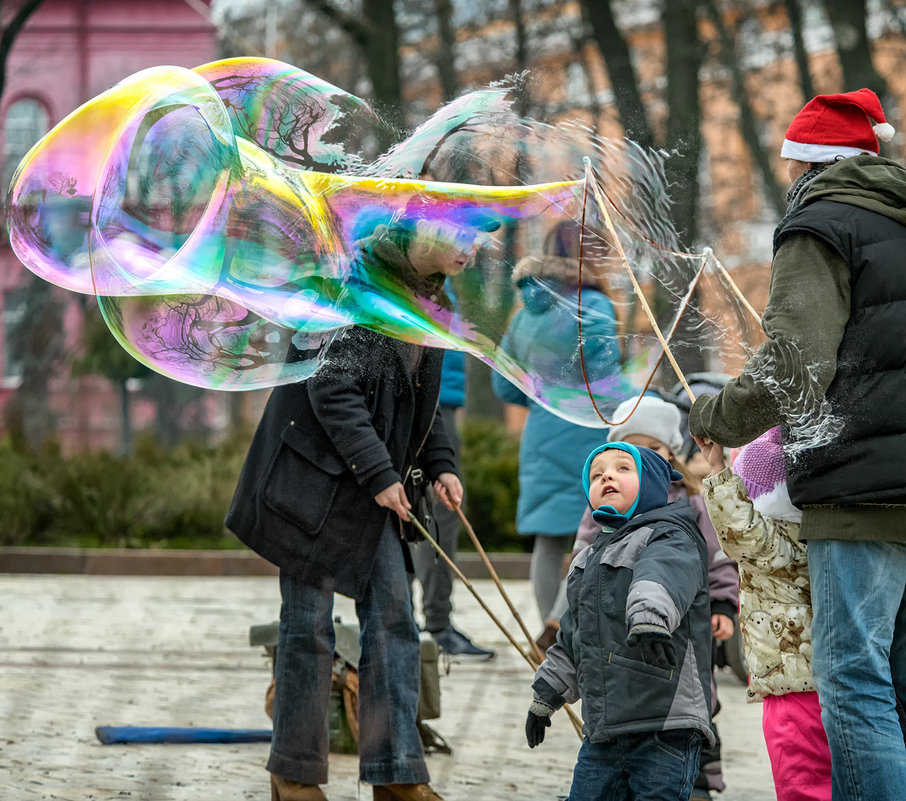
[626,624,676,671]
[525,697,554,747]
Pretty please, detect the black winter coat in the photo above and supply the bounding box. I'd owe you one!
[225,326,456,600]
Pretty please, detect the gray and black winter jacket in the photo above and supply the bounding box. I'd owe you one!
[532,446,714,744]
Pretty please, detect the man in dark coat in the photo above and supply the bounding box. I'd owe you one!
[226,210,490,801]
[690,89,906,800]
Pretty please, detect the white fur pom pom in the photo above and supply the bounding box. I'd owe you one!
[874,122,895,142]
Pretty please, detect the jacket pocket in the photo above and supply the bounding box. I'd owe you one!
[601,651,677,729]
[261,423,347,534]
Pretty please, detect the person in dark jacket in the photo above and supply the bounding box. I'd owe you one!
[226,211,485,801]
[689,89,906,800]
[525,442,714,801]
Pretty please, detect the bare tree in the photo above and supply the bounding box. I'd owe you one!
[701,0,787,218]
[578,0,654,149]
[822,0,889,94]
[305,0,405,141]
[433,0,458,101]
[784,0,816,100]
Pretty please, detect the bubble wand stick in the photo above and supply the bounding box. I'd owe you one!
[406,511,585,739]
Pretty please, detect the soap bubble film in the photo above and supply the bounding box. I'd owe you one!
[7,56,798,431]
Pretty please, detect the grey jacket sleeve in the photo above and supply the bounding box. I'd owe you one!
[626,530,705,634]
[531,610,580,710]
[531,546,591,709]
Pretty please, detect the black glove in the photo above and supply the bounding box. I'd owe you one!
[626,624,677,671]
[525,710,551,748]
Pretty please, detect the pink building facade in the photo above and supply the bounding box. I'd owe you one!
[0,0,221,451]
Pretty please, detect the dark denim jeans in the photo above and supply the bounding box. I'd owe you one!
[809,539,906,801]
[267,520,428,786]
[566,729,702,801]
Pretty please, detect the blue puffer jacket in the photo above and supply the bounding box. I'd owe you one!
[492,282,635,536]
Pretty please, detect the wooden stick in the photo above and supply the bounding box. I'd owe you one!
[584,162,696,404]
[706,247,763,325]
[454,504,546,665]
[407,512,584,739]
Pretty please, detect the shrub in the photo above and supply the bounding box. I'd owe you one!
[458,417,524,552]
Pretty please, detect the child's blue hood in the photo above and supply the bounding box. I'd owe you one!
[581,442,683,528]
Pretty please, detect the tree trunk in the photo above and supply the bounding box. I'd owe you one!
[362,0,405,137]
[661,0,705,377]
[508,0,530,116]
[822,0,888,95]
[433,0,458,101]
[784,0,815,101]
[702,0,787,219]
[578,0,654,149]
[663,0,703,248]
[3,277,64,451]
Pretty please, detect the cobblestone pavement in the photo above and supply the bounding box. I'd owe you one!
[0,574,774,800]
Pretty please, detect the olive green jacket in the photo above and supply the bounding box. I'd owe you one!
[689,156,906,541]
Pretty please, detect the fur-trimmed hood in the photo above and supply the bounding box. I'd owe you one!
[513,254,587,285]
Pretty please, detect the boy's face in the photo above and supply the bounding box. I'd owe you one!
[588,448,640,514]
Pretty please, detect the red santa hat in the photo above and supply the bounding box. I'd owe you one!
[781,88,895,163]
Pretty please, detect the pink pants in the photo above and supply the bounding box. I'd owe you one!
[762,691,832,801]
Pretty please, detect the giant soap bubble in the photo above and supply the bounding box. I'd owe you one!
[7,57,764,427]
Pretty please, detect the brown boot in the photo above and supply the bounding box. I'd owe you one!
[270,774,329,801]
[372,783,443,801]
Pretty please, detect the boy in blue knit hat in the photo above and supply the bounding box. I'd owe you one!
[525,442,715,801]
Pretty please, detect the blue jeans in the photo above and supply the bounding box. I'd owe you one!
[267,521,428,786]
[566,729,702,801]
[809,539,906,801]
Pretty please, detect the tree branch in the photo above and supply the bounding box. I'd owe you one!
[0,0,47,100]
[306,0,371,49]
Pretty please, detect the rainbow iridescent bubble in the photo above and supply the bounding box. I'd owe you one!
[8,57,765,428]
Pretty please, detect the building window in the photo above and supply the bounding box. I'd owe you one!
[2,287,27,380]
[3,98,49,194]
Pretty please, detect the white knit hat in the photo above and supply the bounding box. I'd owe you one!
[607,395,684,455]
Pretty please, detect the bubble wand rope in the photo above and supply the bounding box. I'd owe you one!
[576,197,709,427]
[583,159,697,405]
[406,511,585,739]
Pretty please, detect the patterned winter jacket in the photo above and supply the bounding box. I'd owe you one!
[703,468,814,702]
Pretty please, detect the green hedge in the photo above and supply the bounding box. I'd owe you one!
[0,418,524,552]
[0,434,252,548]
[458,418,525,552]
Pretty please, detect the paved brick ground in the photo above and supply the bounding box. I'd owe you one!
[0,574,774,800]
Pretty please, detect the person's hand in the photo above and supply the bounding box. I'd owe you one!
[693,435,727,475]
[712,613,734,641]
[433,472,463,510]
[525,710,551,748]
[374,481,411,520]
[627,624,677,671]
